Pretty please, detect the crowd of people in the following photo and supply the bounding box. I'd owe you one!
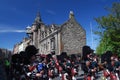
[82,46,120,80]
[4,45,120,80]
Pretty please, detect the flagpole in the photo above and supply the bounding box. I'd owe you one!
[90,22,93,49]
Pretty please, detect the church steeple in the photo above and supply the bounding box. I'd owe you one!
[69,11,75,19]
[33,12,42,25]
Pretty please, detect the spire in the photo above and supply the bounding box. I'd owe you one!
[33,12,42,24]
[69,11,75,19]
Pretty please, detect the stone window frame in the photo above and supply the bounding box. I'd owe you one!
[41,31,44,39]
[50,37,55,50]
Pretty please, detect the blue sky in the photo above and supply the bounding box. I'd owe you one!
[0,0,119,51]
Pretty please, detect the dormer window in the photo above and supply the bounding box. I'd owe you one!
[51,25,55,32]
[49,28,52,34]
[45,31,47,37]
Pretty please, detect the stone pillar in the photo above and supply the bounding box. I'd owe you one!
[58,32,62,55]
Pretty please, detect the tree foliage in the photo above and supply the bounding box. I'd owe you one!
[95,2,120,55]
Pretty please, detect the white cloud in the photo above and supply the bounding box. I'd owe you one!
[0,24,26,33]
[0,30,26,33]
[46,10,56,15]
[7,48,13,51]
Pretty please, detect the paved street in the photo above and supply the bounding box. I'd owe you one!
[53,72,103,80]
[53,67,104,80]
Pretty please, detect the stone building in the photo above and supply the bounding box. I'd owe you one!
[13,37,31,54]
[13,11,86,55]
[25,11,86,55]
[0,48,12,59]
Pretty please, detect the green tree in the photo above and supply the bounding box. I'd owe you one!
[95,2,120,55]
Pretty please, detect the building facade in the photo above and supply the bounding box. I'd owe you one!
[0,48,12,59]
[13,38,31,54]
[14,11,86,55]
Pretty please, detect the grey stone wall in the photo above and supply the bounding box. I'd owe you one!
[61,19,86,55]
